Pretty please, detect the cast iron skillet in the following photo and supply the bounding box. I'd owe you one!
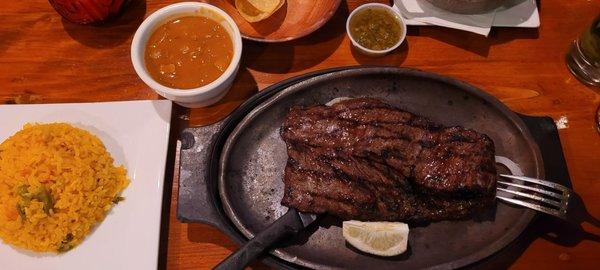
[216,67,543,269]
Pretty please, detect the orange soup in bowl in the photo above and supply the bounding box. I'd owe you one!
[144,16,233,89]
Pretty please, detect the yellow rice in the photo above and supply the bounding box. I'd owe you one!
[0,123,129,253]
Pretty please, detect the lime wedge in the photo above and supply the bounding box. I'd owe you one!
[342,220,409,257]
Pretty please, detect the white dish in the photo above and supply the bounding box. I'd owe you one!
[131,2,243,108]
[395,0,540,28]
[0,100,172,270]
[346,3,407,57]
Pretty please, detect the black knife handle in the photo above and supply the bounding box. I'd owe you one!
[214,210,304,270]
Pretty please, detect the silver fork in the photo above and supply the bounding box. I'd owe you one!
[496,174,573,220]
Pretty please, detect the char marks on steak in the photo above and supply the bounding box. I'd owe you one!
[280,98,497,222]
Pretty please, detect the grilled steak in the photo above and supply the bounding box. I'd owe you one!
[280,98,497,222]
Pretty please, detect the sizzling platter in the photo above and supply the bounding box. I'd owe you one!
[216,67,543,269]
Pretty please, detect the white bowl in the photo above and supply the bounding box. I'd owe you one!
[131,2,242,108]
[346,3,407,57]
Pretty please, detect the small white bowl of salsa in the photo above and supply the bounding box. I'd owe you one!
[131,2,242,108]
[346,3,406,57]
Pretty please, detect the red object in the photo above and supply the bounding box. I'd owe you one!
[48,0,126,24]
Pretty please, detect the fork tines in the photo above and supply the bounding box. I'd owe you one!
[496,174,572,219]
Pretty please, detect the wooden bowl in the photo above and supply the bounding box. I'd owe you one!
[425,0,506,14]
[207,0,341,42]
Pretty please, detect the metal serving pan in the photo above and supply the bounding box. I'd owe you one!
[178,67,571,269]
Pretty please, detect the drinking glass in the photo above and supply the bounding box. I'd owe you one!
[566,15,600,86]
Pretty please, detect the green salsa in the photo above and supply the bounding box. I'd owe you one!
[350,8,402,51]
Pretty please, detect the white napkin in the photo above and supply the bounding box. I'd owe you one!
[393,0,496,36]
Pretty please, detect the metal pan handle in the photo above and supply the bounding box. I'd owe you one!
[176,122,226,226]
[516,114,572,188]
[214,210,304,270]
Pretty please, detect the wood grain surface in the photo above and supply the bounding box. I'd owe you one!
[1,0,600,269]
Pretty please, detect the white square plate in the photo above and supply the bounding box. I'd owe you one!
[0,100,172,270]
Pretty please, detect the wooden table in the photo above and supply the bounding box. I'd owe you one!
[2,0,600,269]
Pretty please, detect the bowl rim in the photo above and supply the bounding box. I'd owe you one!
[130,2,242,97]
[345,3,407,54]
